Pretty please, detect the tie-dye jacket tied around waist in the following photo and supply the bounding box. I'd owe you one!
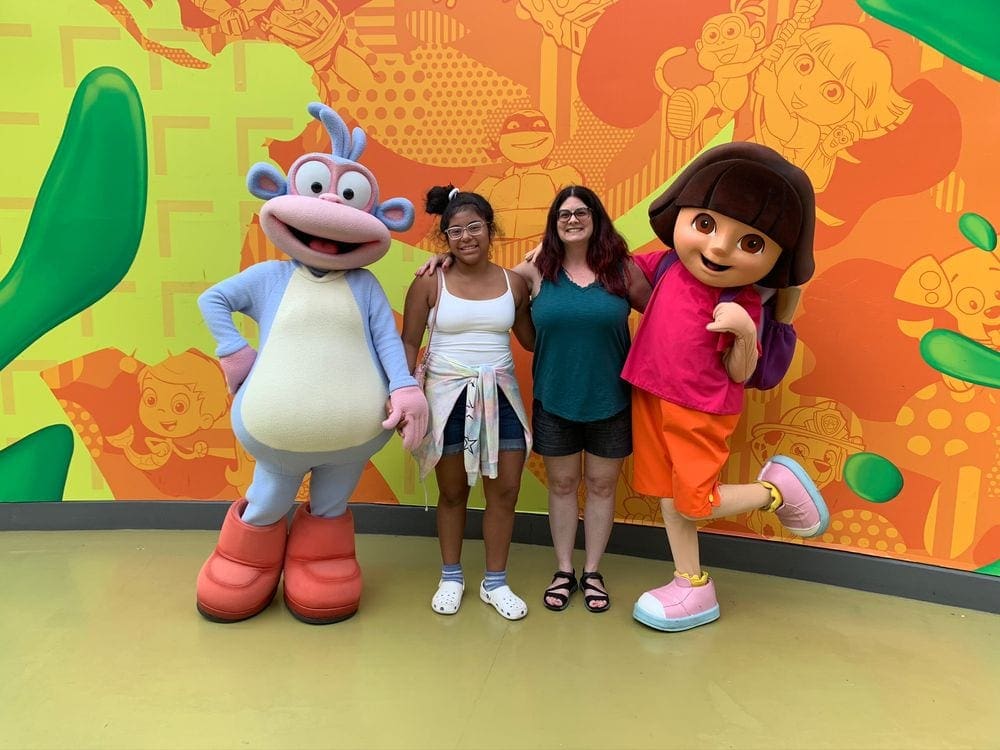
[414,350,531,487]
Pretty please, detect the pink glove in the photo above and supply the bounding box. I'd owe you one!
[381,385,429,452]
[219,345,257,394]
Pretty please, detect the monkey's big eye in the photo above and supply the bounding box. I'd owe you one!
[692,213,716,234]
[293,160,332,196]
[336,171,374,210]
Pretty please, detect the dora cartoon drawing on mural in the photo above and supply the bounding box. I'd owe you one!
[751,21,911,204]
[106,349,231,470]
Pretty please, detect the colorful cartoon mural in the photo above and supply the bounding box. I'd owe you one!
[1,0,997,578]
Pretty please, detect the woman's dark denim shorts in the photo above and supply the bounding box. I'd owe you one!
[442,388,526,456]
[531,399,632,459]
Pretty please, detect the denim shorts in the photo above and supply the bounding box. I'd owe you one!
[531,399,632,459]
[442,388,526,456]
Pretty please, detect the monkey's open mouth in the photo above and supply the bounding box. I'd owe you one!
[290,227,362,255]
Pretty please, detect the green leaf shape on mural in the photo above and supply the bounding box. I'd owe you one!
[0,66,147,501]
[843,452,904,503]
[957,213,998,252]
[856,0,1000,82]
[0,425,74,503]
[919,329,1000,389]
[0,66,147,371]
[975,559,1000,577]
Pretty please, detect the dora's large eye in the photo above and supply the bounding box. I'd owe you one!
[692,213,716,234]
[794,54,814,75]
[737,233,766,254]
[293,160,332,196]
[141,388,157,408]
[821,80,845,103]
[336,171,374,210]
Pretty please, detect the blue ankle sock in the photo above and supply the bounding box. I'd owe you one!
[483,570,507,592]
[441,563,463,584]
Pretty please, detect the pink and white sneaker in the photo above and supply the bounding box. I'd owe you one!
[633,574,720,632]
[758,455,830,538]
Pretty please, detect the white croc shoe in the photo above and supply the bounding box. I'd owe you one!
[431,580,464,615]
[479,582,527,620]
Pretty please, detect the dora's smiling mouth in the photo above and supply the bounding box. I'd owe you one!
[701,254,731,272]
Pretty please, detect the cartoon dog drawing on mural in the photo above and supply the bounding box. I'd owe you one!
[196,103,427,624]
[886,242,1000,562]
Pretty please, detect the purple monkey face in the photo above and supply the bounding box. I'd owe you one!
[258,153,395,271]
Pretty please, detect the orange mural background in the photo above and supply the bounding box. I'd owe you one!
[1,0,998,577]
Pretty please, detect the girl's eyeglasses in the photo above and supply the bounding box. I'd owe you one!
[445,221,486,240]
[557,207,591,222]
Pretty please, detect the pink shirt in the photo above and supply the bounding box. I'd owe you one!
[622,250,762,415]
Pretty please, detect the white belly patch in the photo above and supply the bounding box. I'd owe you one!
[240,272,389,452]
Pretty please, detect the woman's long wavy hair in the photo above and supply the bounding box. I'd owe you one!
[536,185,629,297]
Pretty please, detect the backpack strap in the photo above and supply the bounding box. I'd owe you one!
[651,250,679,286]
[719,287,742,303]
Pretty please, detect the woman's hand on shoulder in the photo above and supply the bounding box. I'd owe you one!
[414,252,453,277]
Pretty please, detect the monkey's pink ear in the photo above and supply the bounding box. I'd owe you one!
[246,163,288,199]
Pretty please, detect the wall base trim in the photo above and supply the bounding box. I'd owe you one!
[3,501,996,614]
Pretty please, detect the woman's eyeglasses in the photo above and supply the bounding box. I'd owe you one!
[444,221,486,240]
[557,207,591,222]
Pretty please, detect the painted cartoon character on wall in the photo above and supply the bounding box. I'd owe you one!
[473,110,582,267]
[196,102,427,624]
[751,22,911,198]
[106,350,229,471]
[655,0,772,142]
[623,141,829,632]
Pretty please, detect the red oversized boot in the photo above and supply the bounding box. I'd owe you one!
[196,499,287,622]
[283,504,362,624]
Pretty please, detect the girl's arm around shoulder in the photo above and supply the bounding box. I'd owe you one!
[509,271,536,351]
[400,273,438,373]
[625,256,653,313]
[511,257,543,299]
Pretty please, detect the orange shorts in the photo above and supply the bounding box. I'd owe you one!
[631,388,740,519]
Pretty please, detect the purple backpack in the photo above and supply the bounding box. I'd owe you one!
[651,253,797,390]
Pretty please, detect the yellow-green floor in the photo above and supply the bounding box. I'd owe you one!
[1,531,998,750]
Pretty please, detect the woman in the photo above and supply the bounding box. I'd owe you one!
[402,186,535,620]
[417,186,651,613]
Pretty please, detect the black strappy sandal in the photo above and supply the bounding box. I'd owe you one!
[580,571,611,613]
[542,570,578,612]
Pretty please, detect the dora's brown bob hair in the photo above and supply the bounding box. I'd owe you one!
[648,142,816,289]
